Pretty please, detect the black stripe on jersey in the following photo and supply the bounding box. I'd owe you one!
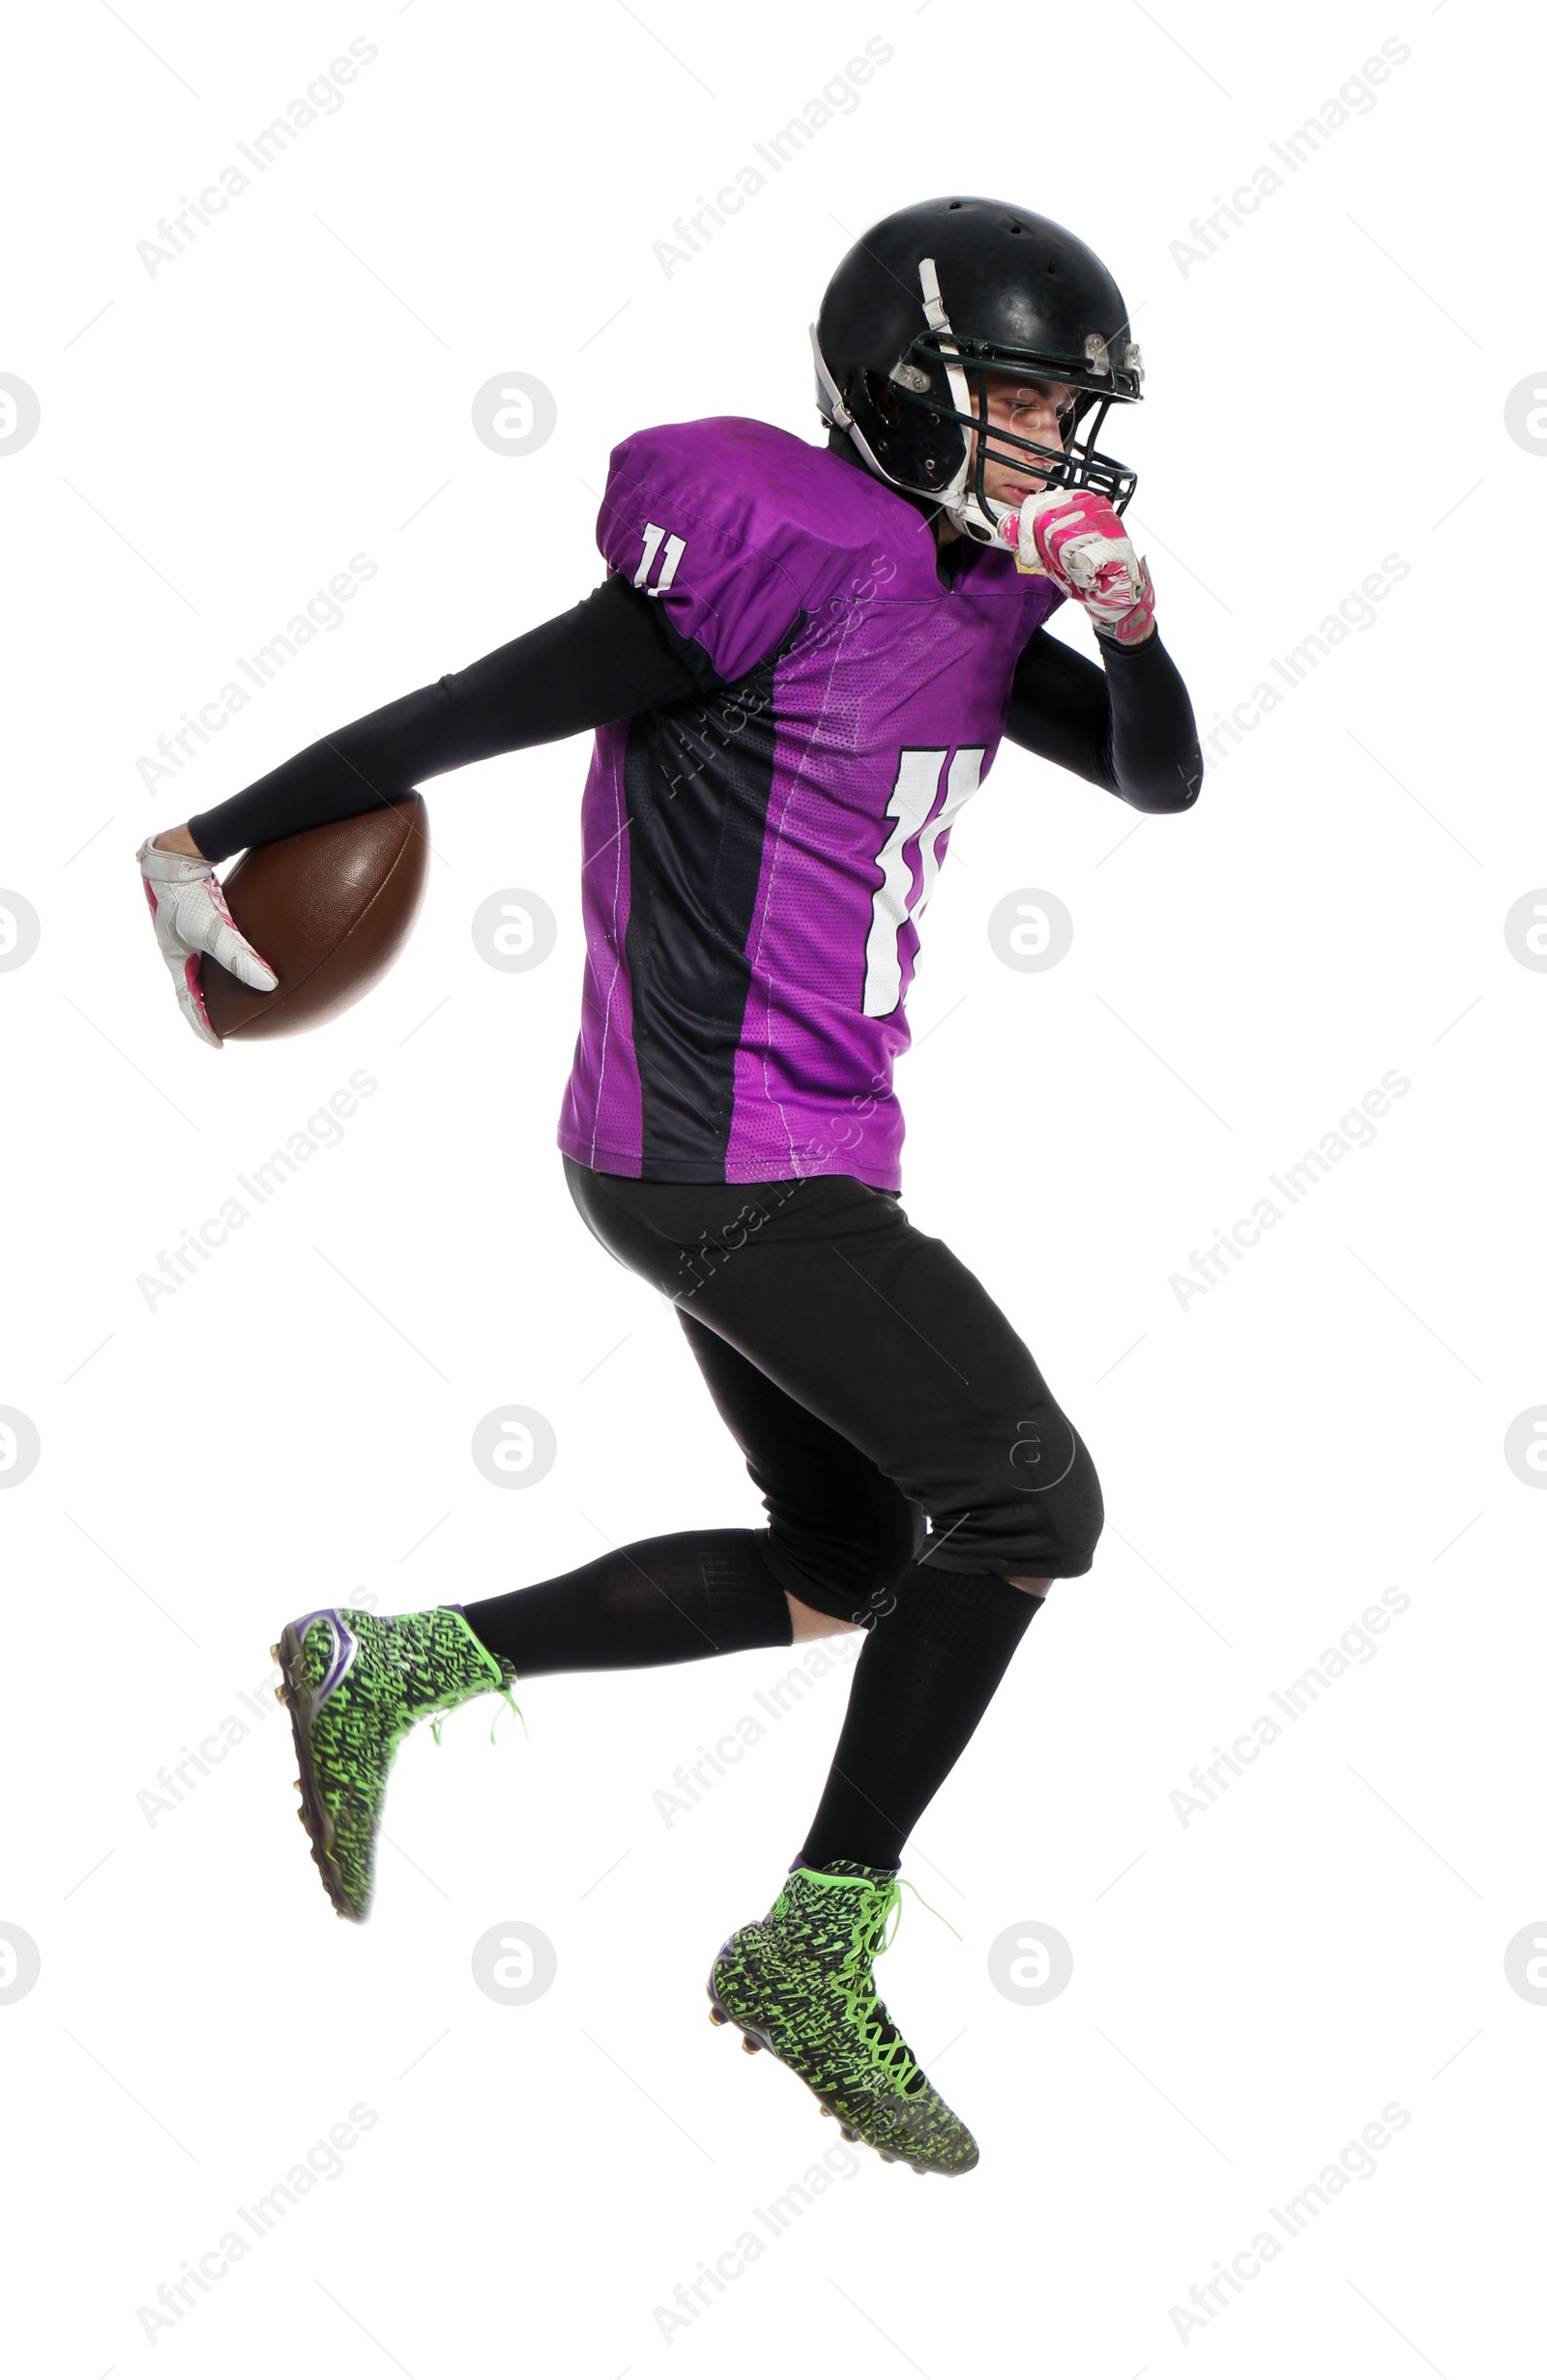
[622,618,803,1180]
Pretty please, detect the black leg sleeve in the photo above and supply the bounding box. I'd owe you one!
[798,1564,1045,1873]
[459,1527,794,1677]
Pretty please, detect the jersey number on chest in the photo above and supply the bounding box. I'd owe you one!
[862,746,985,1018]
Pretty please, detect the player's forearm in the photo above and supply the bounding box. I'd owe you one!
[1003,621,1202,812]
[184,676,493,865]
[1097,626,1204,813]
[181,575,722,864]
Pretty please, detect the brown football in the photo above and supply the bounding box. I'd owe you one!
[200,798,430,1042]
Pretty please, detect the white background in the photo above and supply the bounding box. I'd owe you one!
[2,2,1542,2372]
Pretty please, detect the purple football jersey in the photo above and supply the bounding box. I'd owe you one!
[557,416,1065,1191]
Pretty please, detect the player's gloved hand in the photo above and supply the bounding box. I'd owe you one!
[1013,488,1156,647]
[136,835,277,1047]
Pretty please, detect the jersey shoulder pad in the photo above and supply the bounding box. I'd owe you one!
[597,418,877,684]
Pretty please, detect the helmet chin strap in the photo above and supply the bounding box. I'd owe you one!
[917,259,1015,549]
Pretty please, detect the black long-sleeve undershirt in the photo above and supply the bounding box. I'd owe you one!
[187,571,1201,864]
[188,574,721,863]
[1004,622,1203,812]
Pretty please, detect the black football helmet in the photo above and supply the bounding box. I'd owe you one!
[811,196,1143,547]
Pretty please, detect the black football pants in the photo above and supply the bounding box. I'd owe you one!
[563,1159,1102,1620]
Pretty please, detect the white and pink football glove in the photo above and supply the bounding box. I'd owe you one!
[1010,488,1156,647]
[136,837,277,1046]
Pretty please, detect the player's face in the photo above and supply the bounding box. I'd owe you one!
[971,374,1074,507]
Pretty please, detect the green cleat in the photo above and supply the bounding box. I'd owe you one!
[273,1605,515,1922]
[708,1859,979,2176]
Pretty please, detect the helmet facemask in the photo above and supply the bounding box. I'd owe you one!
[813,249,1142,551]
[904,259,1141,546]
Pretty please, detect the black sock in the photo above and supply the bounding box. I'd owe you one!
[459,1527,794,1677]
[798,1564,1044,1873]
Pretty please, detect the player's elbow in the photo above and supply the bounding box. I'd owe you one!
[1119,746,1204,814]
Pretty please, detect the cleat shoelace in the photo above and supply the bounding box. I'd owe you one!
[823,1872,959,2096]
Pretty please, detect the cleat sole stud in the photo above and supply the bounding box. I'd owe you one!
[840,2126,859,2141]
[879,2151,896,2163]
[741,2034,761,2054]
[708,2007,727,2026]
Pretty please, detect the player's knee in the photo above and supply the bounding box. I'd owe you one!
[1040,1433,1103,1574]
[1002,1400,1103,1577]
